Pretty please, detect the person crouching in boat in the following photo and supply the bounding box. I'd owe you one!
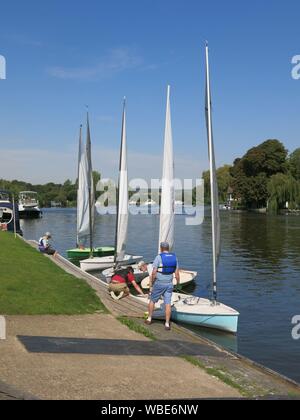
[145,242,180,331]
[38,232,58,257]
[137,260,153,277]
[109,266,146,300]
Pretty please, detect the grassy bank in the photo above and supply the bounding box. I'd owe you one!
[117,316,157,341]
[0,232,106,315]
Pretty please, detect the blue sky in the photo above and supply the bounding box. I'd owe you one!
[0,0,300,183]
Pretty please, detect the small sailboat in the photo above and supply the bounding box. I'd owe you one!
[173,44,239,333]
[136,293,239,334]
[103,264,195,287]
[169,44,239,333]
[80,99,142,272]
[137,86,197,288]
[140,269,196,290]
[18,191,41,219]
[67,245,115,260]
[102,262,149,283]
[67,120,115,261]
[200,42,239,330]
[136,45,239,334]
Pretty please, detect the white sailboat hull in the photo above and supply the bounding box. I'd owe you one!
[80,254,143,272]
[102,266,196,286]
[135,293,239,334]
[171,296,239,333]
[140,270,197,290]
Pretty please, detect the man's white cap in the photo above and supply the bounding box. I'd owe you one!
[45,232,52,237]
[138,261,146,269]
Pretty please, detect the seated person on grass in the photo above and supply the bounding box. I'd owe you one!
[38,232,58,257]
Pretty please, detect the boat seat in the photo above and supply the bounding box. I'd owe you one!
[182,297,201,305]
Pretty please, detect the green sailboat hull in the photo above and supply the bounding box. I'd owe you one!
[67,246,115,260]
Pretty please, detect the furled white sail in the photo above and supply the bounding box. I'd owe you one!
[77,125,90,245]
[115,99,129,261]
[205,43,221,301]
[86,112,95,250]
[158,85,175,251]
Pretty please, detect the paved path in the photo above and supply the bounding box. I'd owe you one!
[0,315,240,400]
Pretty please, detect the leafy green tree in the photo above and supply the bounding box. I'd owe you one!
[0,178,81,207]
[202,165,233,204]
[268,173,300,212]
[289,148,300,180]
[62,179,77,205]
[92,171,101,186]
[233,139,287,178]
[92,171,101,199]
[57,189,68,207]
[232,172,268,209]
[230,140,288,209]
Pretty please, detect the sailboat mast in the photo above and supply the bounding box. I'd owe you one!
[77,125,83,181]
[86,112,94,257]
[205,43,218,303]
[76,124,82,247]
[114,98,126,266]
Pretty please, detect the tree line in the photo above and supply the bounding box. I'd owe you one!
[1,140,300,213]
[0,171,101,208]
[202,139,300,212]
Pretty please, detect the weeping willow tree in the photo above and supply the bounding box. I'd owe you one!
[267,173,300,213]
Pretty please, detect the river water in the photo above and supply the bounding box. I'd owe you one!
[20,208,300,383]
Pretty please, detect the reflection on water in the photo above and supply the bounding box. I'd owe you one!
[20,208,300,383]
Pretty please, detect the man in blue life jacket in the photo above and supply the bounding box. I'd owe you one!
[145,242,180,331]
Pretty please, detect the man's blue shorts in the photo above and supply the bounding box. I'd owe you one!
[150,282,173,305]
